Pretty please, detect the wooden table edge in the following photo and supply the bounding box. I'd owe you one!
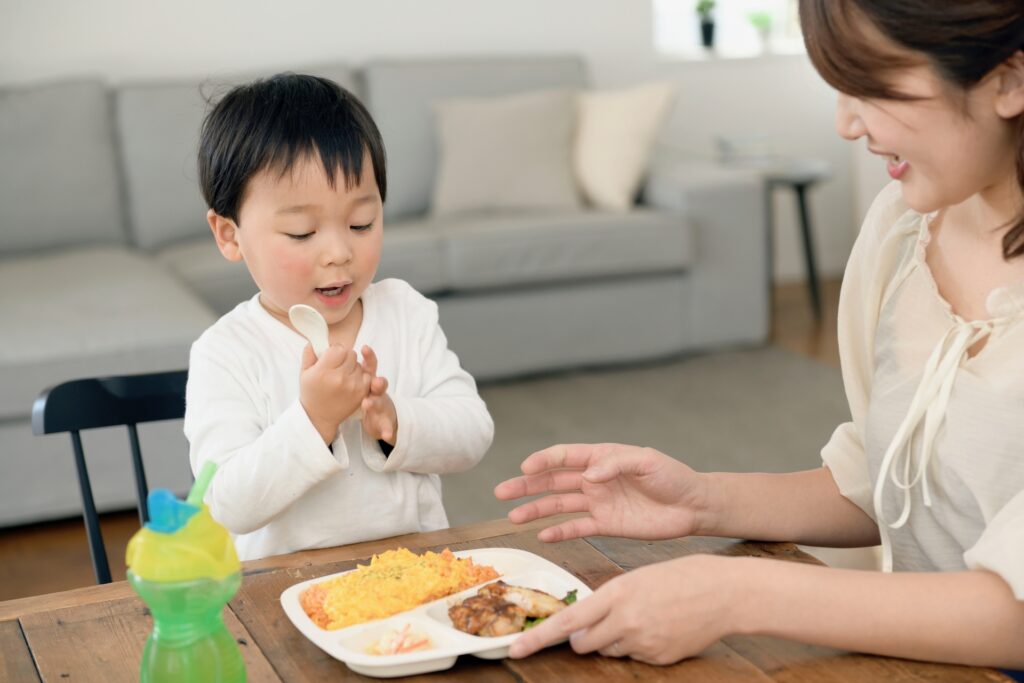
[0,516,561,621]
[0,519,1012,682]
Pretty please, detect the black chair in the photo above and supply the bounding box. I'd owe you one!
[31,370,188,584]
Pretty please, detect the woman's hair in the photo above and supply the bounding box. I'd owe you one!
[198,73,387,223]
[799,0,1024,259]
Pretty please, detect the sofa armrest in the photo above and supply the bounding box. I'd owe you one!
[642,157,769,347]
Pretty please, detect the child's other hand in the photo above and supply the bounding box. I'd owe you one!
[300,343,371,444]
[360,345,398,445]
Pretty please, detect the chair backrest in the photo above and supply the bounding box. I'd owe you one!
[31,369,188,584]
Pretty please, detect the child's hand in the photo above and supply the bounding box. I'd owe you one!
[300,344,372,444]
[360,345,399,445]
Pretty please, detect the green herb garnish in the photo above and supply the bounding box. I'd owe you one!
[521,590,579,630]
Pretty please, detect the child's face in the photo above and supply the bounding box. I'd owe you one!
[212,153,383,330]
[835,61,1023,214]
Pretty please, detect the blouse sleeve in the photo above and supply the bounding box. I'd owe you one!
[821,181,912,516]
[964,489,1024,600]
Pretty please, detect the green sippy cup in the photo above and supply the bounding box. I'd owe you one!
[125,461,245,683]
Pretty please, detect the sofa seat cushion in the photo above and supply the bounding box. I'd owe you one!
[159,223,447,313]
[376,222,447,295]
[157,237,257,315]
[0,247,217,420]
[440,209,693,290]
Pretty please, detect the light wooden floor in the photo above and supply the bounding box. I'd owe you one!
[0,279,841,601]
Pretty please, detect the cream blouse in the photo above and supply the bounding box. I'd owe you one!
[822,181,1024,598]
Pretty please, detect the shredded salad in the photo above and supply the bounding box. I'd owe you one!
[365,623,433,655]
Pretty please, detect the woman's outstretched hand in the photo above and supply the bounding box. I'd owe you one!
[493,443,708,543]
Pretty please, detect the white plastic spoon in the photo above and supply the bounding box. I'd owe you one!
[288,304,363,421]
[288,304,329,358]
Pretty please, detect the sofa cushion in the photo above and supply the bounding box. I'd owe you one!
[431,89,582,216]
[115,83,211,251]
[376,222,447,295]
[158,220,446,315]
[0,80,125,253]
[0,247,217,420]
[156,237,257,315]
[441,209,693,290]
[363,57,586,221]
[117,64,361,251]
[575,82,676,211]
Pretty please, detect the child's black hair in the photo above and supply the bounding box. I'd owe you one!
[198,73,386,222]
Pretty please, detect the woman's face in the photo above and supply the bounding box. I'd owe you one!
[835,62,1021,214]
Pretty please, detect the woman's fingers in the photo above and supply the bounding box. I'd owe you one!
[520,444,604,475]
[492,478,522,501]
[536,516,600,543]
[567,601,624,655]
[507,493,589,523]
[495,470,584,501]
[508,589,613,658]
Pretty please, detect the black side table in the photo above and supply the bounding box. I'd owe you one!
[762,159,831,321]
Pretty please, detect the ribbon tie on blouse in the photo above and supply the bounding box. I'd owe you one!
[872,319,995,572]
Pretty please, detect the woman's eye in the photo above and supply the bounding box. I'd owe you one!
[351,223,374,232]
[286,232,314,241]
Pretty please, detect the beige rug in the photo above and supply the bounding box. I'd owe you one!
[441,346,877,570]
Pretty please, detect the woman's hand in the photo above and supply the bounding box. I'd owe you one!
[494,443,708,542]
[509,554,747,664]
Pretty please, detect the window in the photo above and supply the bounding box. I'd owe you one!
[653,0,804,59]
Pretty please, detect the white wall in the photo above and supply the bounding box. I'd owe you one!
[0,0,654,87]
[1,0,867,282]
[651,55,858,282]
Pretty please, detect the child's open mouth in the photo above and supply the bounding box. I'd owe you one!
[315,284,351,306]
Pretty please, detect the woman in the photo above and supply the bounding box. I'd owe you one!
[496,0,1024,669]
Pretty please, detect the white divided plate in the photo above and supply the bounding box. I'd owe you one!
[279,547,592,678]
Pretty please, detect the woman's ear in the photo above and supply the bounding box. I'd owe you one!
[208,209,243,262]
[995,50,1024,120]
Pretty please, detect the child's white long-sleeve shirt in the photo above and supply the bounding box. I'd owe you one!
[184,279,493,561]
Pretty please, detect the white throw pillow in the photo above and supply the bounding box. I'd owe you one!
[574,82,676,211]
[430,89,583,216]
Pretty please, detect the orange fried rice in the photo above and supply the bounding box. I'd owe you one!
[300,548,499,630]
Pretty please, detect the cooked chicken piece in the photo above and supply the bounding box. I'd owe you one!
[479,581,568,618]
[448,593,527,637]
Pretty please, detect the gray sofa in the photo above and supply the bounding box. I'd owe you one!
[0,56,767,526]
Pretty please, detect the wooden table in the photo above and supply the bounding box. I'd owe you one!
[0,517,1009,682]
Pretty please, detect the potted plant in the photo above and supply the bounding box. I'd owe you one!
[697,0,716,49]
[747,10,773,53]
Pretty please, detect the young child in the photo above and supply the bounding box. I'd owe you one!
[495,0,1024,671]
[186,74,493,561]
